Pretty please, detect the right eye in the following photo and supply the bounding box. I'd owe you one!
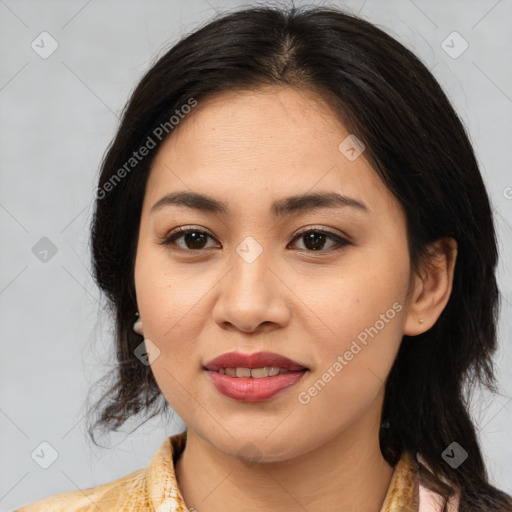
[158,226,219,251]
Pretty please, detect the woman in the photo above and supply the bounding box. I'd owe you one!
[15,4,512,512]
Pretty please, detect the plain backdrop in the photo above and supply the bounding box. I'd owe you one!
[1,0,511,509]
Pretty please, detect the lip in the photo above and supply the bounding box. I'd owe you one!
[204,351,308,402]
[204,351,307,371]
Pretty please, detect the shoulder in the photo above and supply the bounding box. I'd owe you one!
[14,467,149,512]
[14,434,185,512]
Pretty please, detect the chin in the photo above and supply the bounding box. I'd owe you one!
[204,429,309,465]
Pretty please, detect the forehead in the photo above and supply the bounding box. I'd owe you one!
[143,86,401,219]
[162,85,346,159]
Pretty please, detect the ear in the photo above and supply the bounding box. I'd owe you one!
[403,237,458,336]
[134,314,144,336]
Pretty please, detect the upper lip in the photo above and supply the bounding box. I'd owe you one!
[204,351,308,371]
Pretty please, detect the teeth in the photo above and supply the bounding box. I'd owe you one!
[236,367,251,378]
[217,367,290,378]
[250,367,269,378]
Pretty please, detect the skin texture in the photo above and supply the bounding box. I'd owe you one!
[134,85,457,512]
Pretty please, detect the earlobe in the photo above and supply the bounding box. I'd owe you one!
[403,237,457,336]
[134,313,144,336]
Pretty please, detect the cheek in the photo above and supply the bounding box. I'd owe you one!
[294,304,405,434]
[309,297,405,385]
[135,243,202,338]
[314,260,407,347]
[297,258,407,405]
[135,259,204,415]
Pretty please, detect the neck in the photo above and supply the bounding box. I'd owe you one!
[175,414,395,512]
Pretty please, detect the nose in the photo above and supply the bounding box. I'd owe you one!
[211,247,291,334]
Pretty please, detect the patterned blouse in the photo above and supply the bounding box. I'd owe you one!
[15,431,459,511]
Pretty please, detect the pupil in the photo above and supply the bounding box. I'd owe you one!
[304,232,325,251]
[186,232,207,249]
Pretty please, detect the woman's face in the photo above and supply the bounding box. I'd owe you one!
[134,85,417,462]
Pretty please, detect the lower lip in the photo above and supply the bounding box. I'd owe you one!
[206,370,307,402]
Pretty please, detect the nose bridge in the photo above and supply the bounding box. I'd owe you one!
[212,234,290,331]
[229,235,272,299]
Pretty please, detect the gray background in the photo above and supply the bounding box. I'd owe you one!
[1,0,511,509]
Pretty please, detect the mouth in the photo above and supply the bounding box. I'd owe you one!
[215,367,298,377]
[204,350,308,372]
[203,351,309,402]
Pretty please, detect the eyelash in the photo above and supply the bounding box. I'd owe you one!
[158,226,351,254]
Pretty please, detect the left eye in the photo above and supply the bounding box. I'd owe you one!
[290,229,349,252]
[159,227,350,253]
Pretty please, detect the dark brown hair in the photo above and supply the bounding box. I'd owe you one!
[86,4,512,510]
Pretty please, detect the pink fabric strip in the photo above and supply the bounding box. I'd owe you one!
[417,453,460,511]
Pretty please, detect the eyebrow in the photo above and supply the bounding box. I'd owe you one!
[149,191,369,217]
